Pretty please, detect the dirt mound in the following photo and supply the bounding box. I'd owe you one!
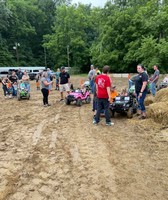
[147,102,168,126]
[147,88,168,126]
[154,87,168,102]
[145,95,154,106]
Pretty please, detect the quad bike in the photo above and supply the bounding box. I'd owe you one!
[17,82,30,100]
[65,89,91,106]
[109,93,137,118]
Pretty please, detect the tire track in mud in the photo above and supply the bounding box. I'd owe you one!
[0,99,65,200]
[1,83,168,200]
[55,104,117,199]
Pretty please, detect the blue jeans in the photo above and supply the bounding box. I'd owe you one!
[93,98,97,111]
[136,91,147,112]
[90,79,94,94]
[24,83,30,92]
[150,82,156,96]
[12,85,17,96]
[95,98,111,123]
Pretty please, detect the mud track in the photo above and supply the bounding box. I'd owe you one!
[0,77,168,200]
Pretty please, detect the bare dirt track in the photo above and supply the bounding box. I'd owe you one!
[0,76,168,200]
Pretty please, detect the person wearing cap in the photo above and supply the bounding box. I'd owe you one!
[16,68,24,80]
[59,66,70,101]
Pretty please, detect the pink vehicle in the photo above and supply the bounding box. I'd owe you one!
[65,89,91,106]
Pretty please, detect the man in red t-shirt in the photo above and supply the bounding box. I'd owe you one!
[93,65,114,126]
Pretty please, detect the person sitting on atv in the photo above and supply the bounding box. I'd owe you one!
[80,83,87,95]
[120,88,128,96]
[163,75,168,83]
[110,85,118,103]
[22,71,30,92]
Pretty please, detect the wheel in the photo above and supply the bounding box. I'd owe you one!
[27,93,30,100]
[109,109,115,118]
[132,100,137,114]
[127,108,133,118]
[65,98,70,105]
[86,96,91,104]
[18,95,21,101]
[76,98,82,106]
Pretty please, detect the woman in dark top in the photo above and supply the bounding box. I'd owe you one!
[1,76,10,98]
[41,72,53,107]
[135,64,148,119]
[9,71,18,97]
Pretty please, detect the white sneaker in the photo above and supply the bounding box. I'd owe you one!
[106,122,114,126]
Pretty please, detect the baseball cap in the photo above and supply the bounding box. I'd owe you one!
[61,66,65,70]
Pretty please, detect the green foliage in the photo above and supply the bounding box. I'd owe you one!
[0,0,168,73]
[43,4,95,72]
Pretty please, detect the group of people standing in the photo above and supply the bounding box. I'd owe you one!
[40,66,70,106]
[1,64,161,125]
[89,64,160,125]
[1,69,30,99]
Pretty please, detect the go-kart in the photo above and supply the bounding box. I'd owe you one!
[109,94,137,118]
[65,89,91,106]
[17,82,30,100]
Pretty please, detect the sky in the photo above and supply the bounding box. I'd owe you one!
[71,0,108,8]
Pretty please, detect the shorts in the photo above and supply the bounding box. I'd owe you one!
[59,83,70,92]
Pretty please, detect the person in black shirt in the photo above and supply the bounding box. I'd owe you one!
[59,66,70,101]
[16,68,24,80]
[135,64,148,119]
[1,76,10,98]
[9,71,18,96]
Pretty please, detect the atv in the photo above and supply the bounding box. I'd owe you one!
[65,89,91,106]
[109,94,137,118]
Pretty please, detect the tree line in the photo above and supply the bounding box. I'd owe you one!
[0,0,168,73]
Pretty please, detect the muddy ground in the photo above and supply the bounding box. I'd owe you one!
[0,76,168,200]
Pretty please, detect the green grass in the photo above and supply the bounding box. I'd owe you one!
[71,73,88,77]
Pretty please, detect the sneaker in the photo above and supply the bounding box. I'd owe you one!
[59,99,64,102]
[93,119,98,125]
[106,122,114,126]
[139,116,146,120]
[93,118,96,123]
[44,104,48,107]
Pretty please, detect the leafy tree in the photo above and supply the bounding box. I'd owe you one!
[44,4,96,72]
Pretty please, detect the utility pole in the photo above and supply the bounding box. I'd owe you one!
[13,42,20,66]
[44,47,47,67]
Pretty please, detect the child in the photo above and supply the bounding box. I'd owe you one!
[80,83,86,95]
[7,80,13,98]
[2,76,9,98]
[120,88,128,96]
[110,85,118,103]
[35,73,40,90]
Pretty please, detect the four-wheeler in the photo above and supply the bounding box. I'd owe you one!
[65,89,91,106]
[109,94,137,118]
[17,82,30,100]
